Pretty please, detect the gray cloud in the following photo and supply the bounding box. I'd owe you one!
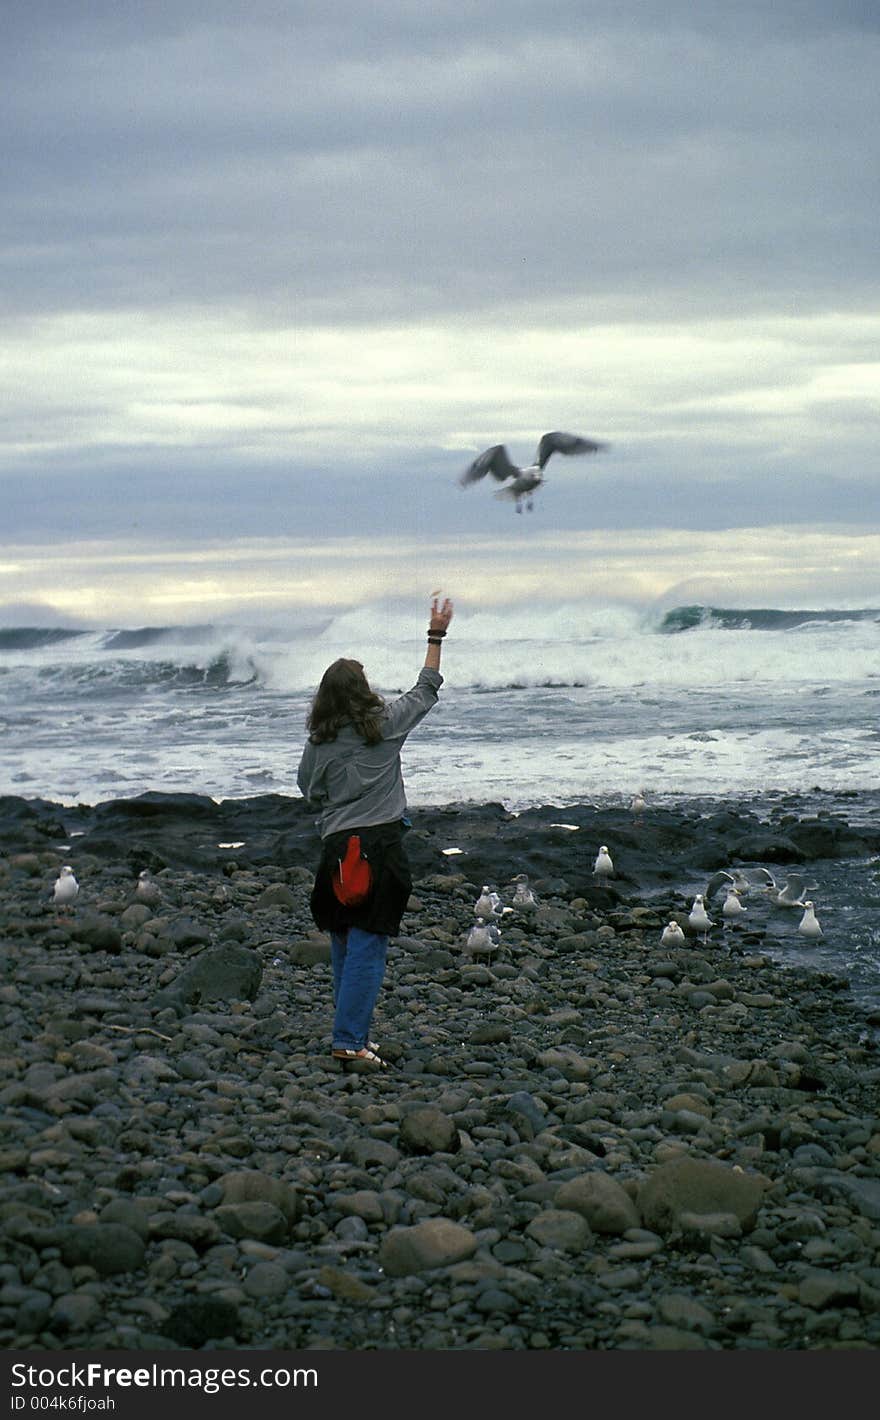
[4,1,879,323]
[2,0,878,602]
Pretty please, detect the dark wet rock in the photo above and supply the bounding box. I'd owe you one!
[161,1296,241,1347]
[217,1169,302,1222]
[214,1201,290,1243]
[555,1172,641,1235]
[69,914,123,952]
[56,1223,146,1275]
[504,1091,549,1139]
[398,1106,460,1155]
[164,918,213,949]
[525,1209,592,1252]
[161,943,263,1007]
[637,1157,768,1236]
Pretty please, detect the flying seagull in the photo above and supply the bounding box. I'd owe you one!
[458,430,609,512]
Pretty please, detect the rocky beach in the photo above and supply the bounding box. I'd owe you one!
[2,790,880,1353]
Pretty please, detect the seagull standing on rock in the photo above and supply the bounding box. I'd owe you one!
[511,873,538,911]
[458,430,609,512]
[473,885,502,919]
[593,845,615,880]
[135,869,162,907]
[688,893,713,941]
[466,918,500,963]
[53,865,79,914]
[660,920,686,948]
[629,790,647,823]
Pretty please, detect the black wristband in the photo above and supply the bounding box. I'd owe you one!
[427,636,443,646]
[427,628,447,638]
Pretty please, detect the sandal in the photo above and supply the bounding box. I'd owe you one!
[332,1046,389,1069]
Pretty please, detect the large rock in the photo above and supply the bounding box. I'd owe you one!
[162,1297,240,1347]
[217,1169,301,1223]
[814,1171,880,1221]
[168,943,263,1004]
[287,937,331,965]
[255,883,297,909]
[399,1106,460,1155]
[214,1201,290,1243]
[69,914,123,953]
[378,1218,478,1276]
[56,1223,145,1275]
[525,1209,592,1252]
[555,1171,641,1235]
[637,1157,766,1236]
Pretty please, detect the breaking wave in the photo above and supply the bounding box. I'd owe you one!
[1,603,877,696]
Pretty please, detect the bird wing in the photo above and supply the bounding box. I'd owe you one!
[536,431,608,469]
[780,874,806,895]
[705,869,736,898]
[459,444,519,486]
[778,874,812,904]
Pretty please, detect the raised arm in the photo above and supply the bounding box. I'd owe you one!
[425,592,454,672]
[379,593,455,740]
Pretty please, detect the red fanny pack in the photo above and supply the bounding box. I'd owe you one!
[331,834,374,906]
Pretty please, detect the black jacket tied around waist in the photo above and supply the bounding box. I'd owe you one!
[309,819,413,936]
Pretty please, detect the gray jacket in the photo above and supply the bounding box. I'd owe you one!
[296,666,443,837]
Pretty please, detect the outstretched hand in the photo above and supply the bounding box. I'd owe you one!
[429,592,454,632]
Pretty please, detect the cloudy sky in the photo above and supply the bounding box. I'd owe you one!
[3,0,879,624]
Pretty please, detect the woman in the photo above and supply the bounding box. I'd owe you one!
[297,593,454,1068]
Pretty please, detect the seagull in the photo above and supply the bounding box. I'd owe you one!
[688,893,713,941]
[474,885,502,918]
[593,845,615,880]
[466,918,500,962]
[135,869,162,907]
[660,920,686,948]
[797,901,823,940]
[53,865,79,913]
[721,886,747,920]
[510,873,537,911]
[458,430,609,512]
[705,869,744,899]
[774,873,812,908]
[704,867,767,900]
[629,789,647,822]
[762,871,815,908]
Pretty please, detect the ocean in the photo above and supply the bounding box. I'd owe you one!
[2,601,879,1008]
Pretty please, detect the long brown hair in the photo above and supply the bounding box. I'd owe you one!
[306,658,386,745]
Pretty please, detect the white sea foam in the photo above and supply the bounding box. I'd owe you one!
[258,600,878,695]
[2,599,878,807]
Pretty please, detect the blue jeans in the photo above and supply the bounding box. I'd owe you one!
[330,927,388,1051]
